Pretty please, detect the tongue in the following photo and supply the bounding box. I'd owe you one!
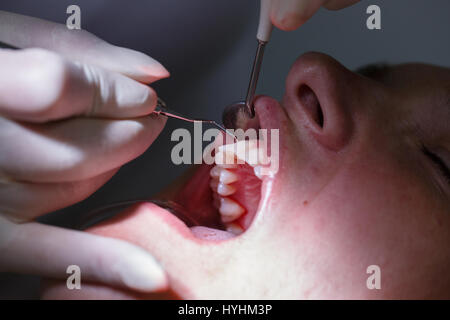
[190,226,236,240]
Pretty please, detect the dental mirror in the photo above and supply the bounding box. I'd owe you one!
[222,101,256,130]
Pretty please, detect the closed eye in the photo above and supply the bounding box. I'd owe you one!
[422,146,450,185]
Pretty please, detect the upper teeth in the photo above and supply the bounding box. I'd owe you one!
[214,139,269,167]
[210,139,266,234]
[217,182,236,196]
[209,166,221,178]
[253,166,264,180]
[219,170,238,184]
[219,197,245,222]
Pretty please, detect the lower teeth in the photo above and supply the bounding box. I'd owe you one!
[226,222,244,235]
[217,183,236,196]
[219,197,245,222]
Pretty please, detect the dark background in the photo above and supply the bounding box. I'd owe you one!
[0,0,449,298]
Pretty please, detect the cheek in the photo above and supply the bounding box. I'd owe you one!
[273,152,450,298]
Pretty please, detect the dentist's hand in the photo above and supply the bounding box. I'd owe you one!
[270,0,360,31]
[0,11,169,292]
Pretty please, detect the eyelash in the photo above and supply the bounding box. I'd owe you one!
[421,145,450,185]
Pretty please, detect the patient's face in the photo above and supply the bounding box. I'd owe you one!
[43,53,450,299]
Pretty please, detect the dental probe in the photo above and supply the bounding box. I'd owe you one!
[222,0,273,128]
[154,98,237,141]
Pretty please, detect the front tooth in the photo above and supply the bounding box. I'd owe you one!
[210,166,221,178]
[219,169,238,184]
[253,166,264,180]
[226,222,244,235]
[217,140,268,167]
[215,150,236,166]
[217,183,236,196]
[219,197,245,222]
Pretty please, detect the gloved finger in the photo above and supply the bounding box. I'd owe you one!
[323,0,360,10]
[0,217,169,293]
[0,115,166,183]
[0,10,169,83]
[0,169,118,221]
[0,48,160,122]
[87,202,218,298]
[271,0,325,31]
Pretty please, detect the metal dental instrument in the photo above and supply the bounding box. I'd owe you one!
[222,0,273,129]
[0,41,236,139]
[154,98,237,141]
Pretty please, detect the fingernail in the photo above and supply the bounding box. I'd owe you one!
[272,0,307,31]
[118,250,169,292]
[138,57,170,79]
[109,45,170,83]
[116,77,157,112]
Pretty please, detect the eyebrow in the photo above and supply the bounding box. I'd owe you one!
[356,63,391,80]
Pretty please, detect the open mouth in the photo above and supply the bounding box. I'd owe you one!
[156,99,280,240]
[78,98,282,241]
[159,83,327,240]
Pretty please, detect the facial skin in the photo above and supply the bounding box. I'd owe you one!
[42,52,450,299]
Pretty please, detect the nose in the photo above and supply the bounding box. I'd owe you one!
[283,52,359,151]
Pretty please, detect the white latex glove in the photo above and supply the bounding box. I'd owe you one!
[270,0,360,30]
[0,11,170,292]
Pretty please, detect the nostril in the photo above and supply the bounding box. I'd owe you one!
[298,85,324,128]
